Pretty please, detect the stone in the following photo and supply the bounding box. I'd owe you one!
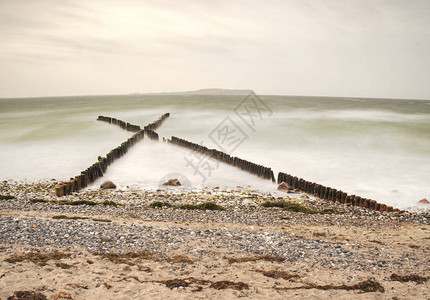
[100,180,116,190]
[418,198,429,204]
[162,178,182,186]
[277,182,293,192]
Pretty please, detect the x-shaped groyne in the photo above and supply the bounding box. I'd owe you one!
[54,113,402,213]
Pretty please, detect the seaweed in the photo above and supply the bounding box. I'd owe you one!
[96,251,193,265]
[177,202,225,211]
[98,251,155,265]
[262,201,343,214]
[30,199,49,204]
[150,277,247,290]
[52,215,112,222]
[166,255,194,264]
[210,281,249,290]
[149,201,172,208]
[161,278,193,289]
[57,200,121,207]
[52,215,89,220]
[7,290,47,300]
[55,262,73,269]
[257,270,300,280]
[5,251,72,265]
[276,279,384,293]
[92,218,112,223]
[227,255,285,263]
[390,273,428,284]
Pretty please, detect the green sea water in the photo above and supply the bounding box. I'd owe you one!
[0,94,429,210]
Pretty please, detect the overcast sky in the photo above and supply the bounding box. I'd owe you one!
[0,0,429,99]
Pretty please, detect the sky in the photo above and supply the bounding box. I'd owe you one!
[0,0,429,99]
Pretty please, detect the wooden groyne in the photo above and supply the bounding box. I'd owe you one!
[54,113,171,196]
[97,116,141,132]
[277,172,400,213]
[168,136,398,213]
[144,113,170,131]
[54,130,145,196]
[58,112,399,213]
[145,130,159,141]
[169,136,276,182]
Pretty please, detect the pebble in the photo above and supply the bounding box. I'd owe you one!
[0,180,429,273]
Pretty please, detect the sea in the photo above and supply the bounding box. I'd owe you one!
[0,93,429,210]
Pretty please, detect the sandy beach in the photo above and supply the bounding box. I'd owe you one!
[0,180,429,299]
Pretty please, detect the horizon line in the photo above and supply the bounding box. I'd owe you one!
[0,90,429,101]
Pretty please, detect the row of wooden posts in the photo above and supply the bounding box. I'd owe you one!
[168,136,276,182]
[97,116,141,132]
[144,113,170,131]
[168,136,399,213]
[56,113,399,213]
[145,130,159,141]
[54,130,145,196]
[54,113,171,196]
[277,172,401,213]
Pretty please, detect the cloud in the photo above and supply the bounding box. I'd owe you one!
[0,0,429,98]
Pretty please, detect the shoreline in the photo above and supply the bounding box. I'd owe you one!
[1,180,429,299]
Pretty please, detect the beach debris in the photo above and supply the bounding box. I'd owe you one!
[5,251,72,265]
[149,201,173,208]
[55,262,73,269]
[276,279,385,293]
[390,273,429,284]
[30,198,49,204]
[162,178,181,186]
[256,270,300,280]
[277,182,293,192]
[227,255,285,263]
[418,198,429,204]
[177,202,225,211]
[7,290,47,300]
[262,201,343,214]
[95,251,193,265]
[57,200,120,207]
[166,255,194,264]
[52,215,89,220]
[210,280,249,290]
[50,290,74,300]
[147,277,248,291]
[97,251,155,265]
[100,180,116,190]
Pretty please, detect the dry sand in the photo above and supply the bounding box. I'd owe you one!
[1,212,429,299]
[0,183,429,299]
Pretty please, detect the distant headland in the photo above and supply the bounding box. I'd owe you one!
[132,88,253,96]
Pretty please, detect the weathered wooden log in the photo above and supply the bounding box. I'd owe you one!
[364,198,371,208]
[341,192,347,203]
[375,203,381,211]
[55,185,64,197]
